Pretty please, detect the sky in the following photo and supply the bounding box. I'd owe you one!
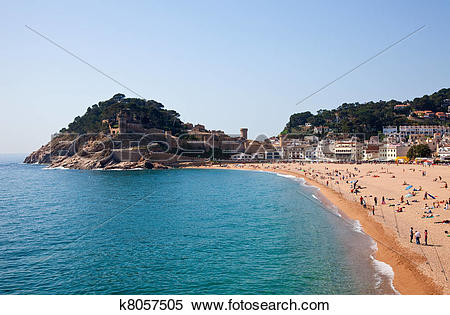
[1,0,449,153]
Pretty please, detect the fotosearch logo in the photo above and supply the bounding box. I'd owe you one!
[47,130,299,164]
[48,131,258,163]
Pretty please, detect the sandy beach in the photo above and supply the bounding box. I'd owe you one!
[193,162,450,295]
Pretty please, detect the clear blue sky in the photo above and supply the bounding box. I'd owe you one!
[1,0,449,153]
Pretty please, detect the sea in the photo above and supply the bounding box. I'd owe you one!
[0,154,397,294]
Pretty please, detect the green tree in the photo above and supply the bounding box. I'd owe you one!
[281,88,450,136]
[60,94,187,135]
[407,144,432,160]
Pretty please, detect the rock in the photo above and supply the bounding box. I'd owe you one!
[144,160,154,169]
[24,134,199,170]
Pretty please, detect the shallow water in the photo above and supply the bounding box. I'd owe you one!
[0,158,396,294]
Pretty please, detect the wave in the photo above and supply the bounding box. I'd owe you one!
[271,171,343,219]
[224,166,399,294]
[43,166,148,171]
[352,220,364,234]
[273,172,309,186]
[370,241,399,294]
[275,173,297,179]
[43,166,69,170]
[102,168,146,171]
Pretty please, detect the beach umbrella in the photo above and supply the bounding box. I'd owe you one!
[405,193,413,198]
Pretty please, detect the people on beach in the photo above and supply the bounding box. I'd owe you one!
[415,230,421,244]
[245,162,449,279]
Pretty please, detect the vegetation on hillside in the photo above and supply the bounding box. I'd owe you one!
[60,94,186,135]
[282,88,450,137]
[407,144,432,160]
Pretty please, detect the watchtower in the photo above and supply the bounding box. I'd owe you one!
[240,128,248,140]
[117,110,129,134]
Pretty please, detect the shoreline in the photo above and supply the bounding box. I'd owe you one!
[188,164,445,295]
[24,161,448,294]
[272,171,400,294]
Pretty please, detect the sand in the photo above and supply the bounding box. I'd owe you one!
[192,162,450,295]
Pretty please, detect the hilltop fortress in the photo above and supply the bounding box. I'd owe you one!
[24,94,275,169]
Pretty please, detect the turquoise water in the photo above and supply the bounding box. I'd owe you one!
[0,156,396,294]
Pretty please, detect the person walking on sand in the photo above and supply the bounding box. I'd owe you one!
[410,227,414,243]
[374,196,378,206]
[360,196,363,205]
[372,206,375,215]
[424,230,428,245]
[382,196,386,205]
[415,231,421,245]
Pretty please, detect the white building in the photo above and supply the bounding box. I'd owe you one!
[379,144,410,161]
[383,126,398,135]
[437,146,450,161]
[231,153,253,161]
[398,125,449,137]
[315,140,335,161]
[245,149,282,160]
[334,141,363,162]
[264,151,282,160]
[362,144,380,161]
[283,144,316,160]
[313,126,329,134]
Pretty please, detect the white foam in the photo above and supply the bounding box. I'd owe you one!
[43,166,68,170]
[43,166,148,171]
[275,173,297,179]
[213,167,399,294]
[352,220,364,234]
[103,168,146,171]
[330,205,342,217]
[368,241,399,294]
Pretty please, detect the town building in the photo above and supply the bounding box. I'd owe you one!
[362,144,380,161]
[398,125,449,137]
[315,140,335,161]
[334,140,363,162]
[230,152,253,161]
[437,146,450,161]
[382,126,398,135]
[313,126,329,134]
[283,144,316,161]
[379,144,410,161]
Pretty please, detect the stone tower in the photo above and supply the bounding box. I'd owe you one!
[117,110,129,134]
[240,128,248,140]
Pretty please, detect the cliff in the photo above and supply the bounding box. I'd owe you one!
[24,133,208,170]
[24,94,208,170]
